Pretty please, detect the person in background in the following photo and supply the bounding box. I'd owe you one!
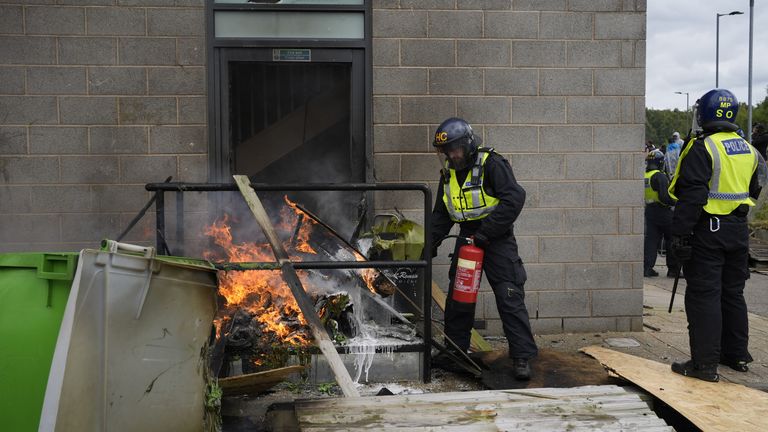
[429,117,537,381]
[645,139,656,153]
[643,149,678,277]
[665,134,682,180]
[672,131,684,147]
[668,89,762,382]
[753,123,768,160]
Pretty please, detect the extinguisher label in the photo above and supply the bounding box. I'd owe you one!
[457,258,474,269]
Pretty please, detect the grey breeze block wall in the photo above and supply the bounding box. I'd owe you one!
[371,0,648,335]
[0,1,207,253]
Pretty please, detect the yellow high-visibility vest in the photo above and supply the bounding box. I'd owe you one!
[668,132,758,215]
[442,150,500,222]
[644,170,662,204]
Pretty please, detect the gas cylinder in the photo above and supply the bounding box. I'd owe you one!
[451,240,484,304]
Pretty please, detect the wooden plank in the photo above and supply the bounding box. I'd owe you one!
[233,175,360,398]
[581,345,768,432]
[219,365,305,396]
[431,280,492,352]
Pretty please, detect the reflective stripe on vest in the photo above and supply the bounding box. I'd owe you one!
[668,132,757,215]
[442,151,500,222]
[644,170,661,204]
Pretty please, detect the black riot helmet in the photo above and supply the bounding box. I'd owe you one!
[432,117,482,170]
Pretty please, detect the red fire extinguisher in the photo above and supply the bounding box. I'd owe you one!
[451,238,484,304]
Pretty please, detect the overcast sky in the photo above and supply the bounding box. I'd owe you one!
[646,0,768,110]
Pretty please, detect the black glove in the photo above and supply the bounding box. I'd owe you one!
[669,235,692,262]
[472,232,490,249]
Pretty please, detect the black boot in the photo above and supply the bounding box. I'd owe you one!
[671,360,719,382]
[720,357,750,372]
[512,358,531,381]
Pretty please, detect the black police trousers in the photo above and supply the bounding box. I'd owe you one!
[682,214,752,365]
[443,233,538,359]
[644,204,677,272]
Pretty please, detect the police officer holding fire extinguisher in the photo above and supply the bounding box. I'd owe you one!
[429,117,537,380]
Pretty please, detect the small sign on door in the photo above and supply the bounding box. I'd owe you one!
[273,49,311,62]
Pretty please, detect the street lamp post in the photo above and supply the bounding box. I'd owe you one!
[747,0,754,143]
[674,91,690,112]
[716,10,744,87]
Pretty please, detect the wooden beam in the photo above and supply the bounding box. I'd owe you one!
[233,175,360,398]
[219,365,305,396]
[431,280,492,352]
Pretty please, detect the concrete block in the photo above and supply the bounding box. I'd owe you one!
[0,185,31,213]
[563,317,618,333]
[373,97,399,124]
[27,66,86,95]
[530,318,564,334]
[0,67,24,94]
[60,97,118,125]
[594,124,646,151]
[525,263,564,291]
[401,97,455,124]
[458,39,510,67]
[400,0,455,9]
[619,153,634,179]
[632,206,643,235]
[621,40,634,67]
[458,0,511,10]
[594,180,643,207]
[485,69,537,96]
[373,125,430,153]
[0,6,23,34]
[147,8,203,36]
[515,208,563,235]
[631,262,643,288]
[564,208,618,235]
[620,96,633,123]
[29,185,90,212]
[0,127,27,154]
[567,41,621,67]
[618,207,632,234]
[538,290,589,317]
[540,12,593,39]
[635,40,646,67]
[179,97,206,124]
[26,6,84,35]
[510,153,564,180]
[457,97,510,124]
[59,37,116,65]
[540,236,592,263]
[429,68,483,95]
[485,126,538,152]
[90,126,148,154]
[622,0,634,11]
[178,155,207,182]
[540,126,592,153]
[60,155,118,183]
[540,68,592,96]
[0,36,55,65]
[512,41,565,67]
[373,189,428,212]
[592,234,642,262]
[119,97,177,124]
[484,11,538,38]
[634,96,645,124]
[618,262,633,288]
[566,153,619,180]
[88,66,146,95]
[401,39,454,67]
[0,156,58,184]
[0,96,57,124]
[0,214,60,243]
[565,263,618,290]
[91,184,149,212]
[373,10,427,38]
[566,96,622,124]
[514,0,565,11]
[511,96,566,124]
[595,68,644,96]
[148,67,205,95]
[519,181,538,208]
[372,39,398,67]
[60,213,122,242]
[516,235,538,262]
[591,288,642,316]
[150,126,206,154]
[538,181,591,208]
[595,12,645,39]
[120,155,177,184]
[401,154,442,181]
[177,37,204,66]
[428,11,482,38]
[29,127,88,154]
[569,0,622,11]
[373,67,427,95]
[372,0,399,8]
[373,154,399,182]
[636,0,647,12]
[87,7,145,35]
[119,38,176,65]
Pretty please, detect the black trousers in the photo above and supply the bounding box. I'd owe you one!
[644,205,677,272]
[443,233,538,359]
[682,215,752,365]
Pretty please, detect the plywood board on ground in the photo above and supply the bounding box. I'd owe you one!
[219,365,305,396]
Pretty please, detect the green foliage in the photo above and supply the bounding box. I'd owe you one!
[317,382,337,395]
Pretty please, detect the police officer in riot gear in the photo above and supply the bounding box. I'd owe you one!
[668,89,763,382]
[430,117,537,380]
[643,149,678,277]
